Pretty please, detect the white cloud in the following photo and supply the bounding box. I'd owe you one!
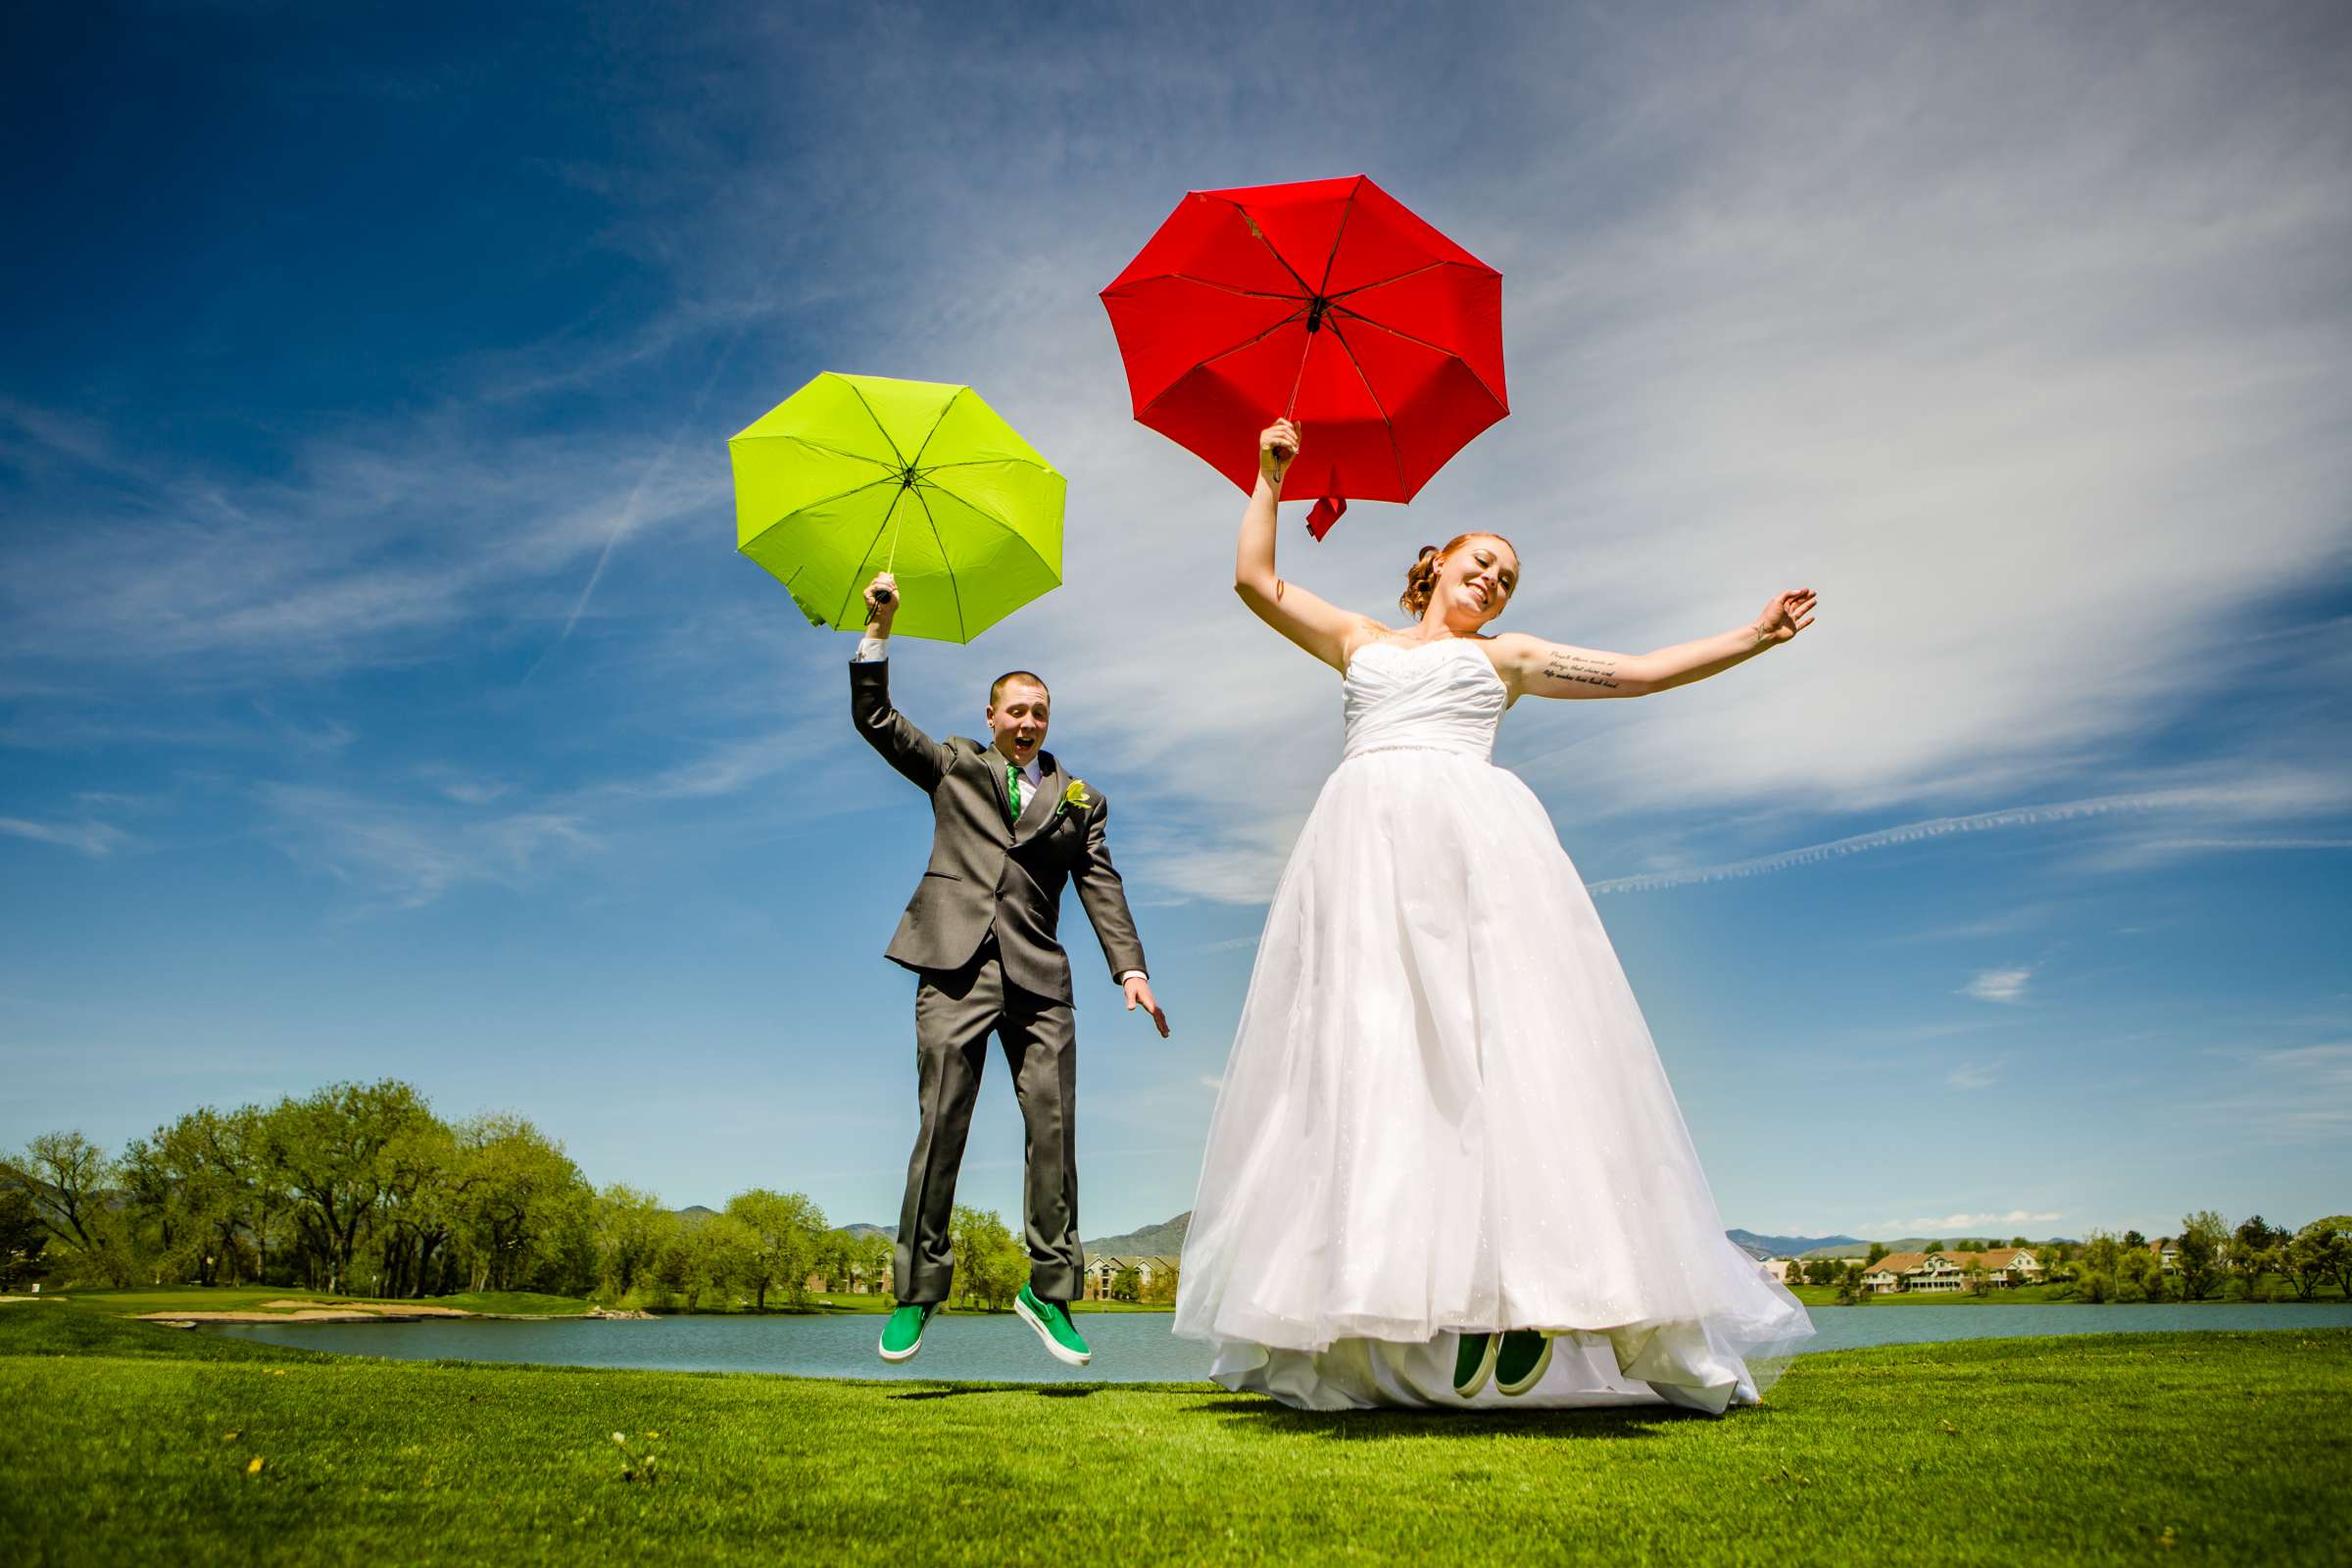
[1867,1209,2068,1235]
[255,783,600,910]
[1945,1058,2006,1091]
[1962,967,2036,1004]
[0,815,130,858]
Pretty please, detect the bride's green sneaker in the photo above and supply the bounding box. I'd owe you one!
[1451,1331,1497,1398]
[1494,1330,1554,1396]
[1014,1284,1092,1367]
[878,1301,939,1364]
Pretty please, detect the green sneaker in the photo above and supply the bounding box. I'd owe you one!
[878,1301,939,1364]
[1451,1331,1497,1397]
[1014,1284,1092,1367]
[1494,1330,1554,1396]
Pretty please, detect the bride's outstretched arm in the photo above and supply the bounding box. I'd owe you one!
[1234,418,1370,671]
[1494,589,1818,700]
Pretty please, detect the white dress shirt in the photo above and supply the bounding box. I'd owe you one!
[857,633,1146,986]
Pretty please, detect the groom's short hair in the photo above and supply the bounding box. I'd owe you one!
[989,670,1050,707]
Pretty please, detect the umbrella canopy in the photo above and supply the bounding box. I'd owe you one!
[730,372,1064,643]
[1101,174,1506,538]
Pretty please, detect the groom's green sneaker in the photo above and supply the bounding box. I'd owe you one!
[1494,1329,1555,1396]
[1451,1331,1497,1398]
[878,1301,939,1364]
[1014,1284,1092,1367]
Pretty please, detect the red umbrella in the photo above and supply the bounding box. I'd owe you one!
[1101,174,1506,538]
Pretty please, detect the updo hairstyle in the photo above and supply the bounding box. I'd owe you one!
[1399,531,1517,617]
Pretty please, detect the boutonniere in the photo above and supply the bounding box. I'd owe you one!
[1054,778,1091,818]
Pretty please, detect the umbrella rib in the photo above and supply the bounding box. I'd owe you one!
[1156,273,1302,303]
[919,477,1059,623]
[1326,259,1447,303]
[1328,304,1508,406]
[739,474,902,555]
[908,485,968,642]
[1212,194,1319,300]
[834,487,907,628]
[1133,307,1309,419]
[840,380,911,467]
[1313,178,1358,296]
[1323,318,1410,500]
[739,432,900,472]
[904,386,960,472]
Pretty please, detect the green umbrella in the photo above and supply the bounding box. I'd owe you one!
[730,372,1064,643]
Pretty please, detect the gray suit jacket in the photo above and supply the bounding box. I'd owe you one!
[852,659,1147,1004]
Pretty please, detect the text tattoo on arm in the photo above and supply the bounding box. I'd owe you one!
[1541,650,1620,690]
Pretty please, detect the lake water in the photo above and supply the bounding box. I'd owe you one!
[201,1303,2352,1384]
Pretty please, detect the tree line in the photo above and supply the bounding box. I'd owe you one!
[1785,1215,2352,1303]
[0,1079,925,1310]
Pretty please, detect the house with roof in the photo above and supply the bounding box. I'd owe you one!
[1860,1248,2042,1295]
[1082,1253,1179,1301]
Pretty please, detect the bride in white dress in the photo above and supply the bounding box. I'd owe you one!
[1173,418,1820,1412]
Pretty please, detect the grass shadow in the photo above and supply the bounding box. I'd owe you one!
[889,1384,1103,1401]
[1189,1395,1712,1442]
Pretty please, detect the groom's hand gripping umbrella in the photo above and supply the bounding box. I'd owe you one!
[730,373,1064,643]
[1100,174,1507,539]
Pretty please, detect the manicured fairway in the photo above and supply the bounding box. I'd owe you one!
[2,1308,2344,1565]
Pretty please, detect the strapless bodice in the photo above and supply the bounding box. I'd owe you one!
[1340,638,1506,762]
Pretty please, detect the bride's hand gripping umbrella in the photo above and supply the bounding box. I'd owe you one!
[729,372,1064,642]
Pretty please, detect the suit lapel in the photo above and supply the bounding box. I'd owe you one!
[1009,752,1063,846]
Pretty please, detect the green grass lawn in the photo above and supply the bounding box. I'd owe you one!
[2,1306,2344,1565]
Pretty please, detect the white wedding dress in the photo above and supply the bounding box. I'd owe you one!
[1173,637,1811,1411]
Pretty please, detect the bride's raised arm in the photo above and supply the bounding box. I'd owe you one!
[1492,589,1818,701]
[1233,418,1373,671]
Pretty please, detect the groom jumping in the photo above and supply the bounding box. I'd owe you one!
[849,570,1168,1369]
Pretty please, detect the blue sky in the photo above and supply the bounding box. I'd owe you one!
[4,0,2348,1244]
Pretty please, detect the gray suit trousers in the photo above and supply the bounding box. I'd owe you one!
[895,937,1081,1304]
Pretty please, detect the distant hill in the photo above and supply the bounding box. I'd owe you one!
[841,1222,896,1241]
[1082,1211,1192,1257]
[1727,1230,1867,1259]
[1797,1235,2080,1259]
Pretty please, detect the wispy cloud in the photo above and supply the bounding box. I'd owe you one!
[0,815,130,858]
[1962,968,2036,1004]
[1586,771,2350,895]
[1945,1056,2009,1090]
[255,783,600,910]
[1866,1209,2068,1236]
[2197,1042,2352,1140]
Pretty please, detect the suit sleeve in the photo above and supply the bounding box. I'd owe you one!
[1070,796,1149,984]
[850,659,953,794]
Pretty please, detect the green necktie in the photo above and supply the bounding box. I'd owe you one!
[1004,760,1020,824]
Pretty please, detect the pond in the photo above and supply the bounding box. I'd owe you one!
[200,1302,2352,1384]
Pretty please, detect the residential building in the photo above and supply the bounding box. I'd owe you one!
[1860,1248,2043,1295]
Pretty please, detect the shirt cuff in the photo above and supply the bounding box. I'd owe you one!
[1116,969,1147,985]
[853,635,890,662]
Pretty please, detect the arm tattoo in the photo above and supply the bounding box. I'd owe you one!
[1540,649,1620,689]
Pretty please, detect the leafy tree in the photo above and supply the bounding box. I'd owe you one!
[1865,1242,1888,1266]
[948,1205,1025,1310]
[2292,1217,2352,1299]
[593,1186,676,1302]
[2009,1235,2030,1249]
[265,1082,437,1294]
[2122,1229,2146,1250]
[1924,1240,1944,1254]
[723,1189,826,1309]
[2177,1210,2230,1301]
[0,1186,48,1289]
[2115,1247,2158,1303]
[448,1113,592,1294]
[1111,1264,1141,1301]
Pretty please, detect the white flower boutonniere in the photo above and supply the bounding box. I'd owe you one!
[1055,778,1092,818]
